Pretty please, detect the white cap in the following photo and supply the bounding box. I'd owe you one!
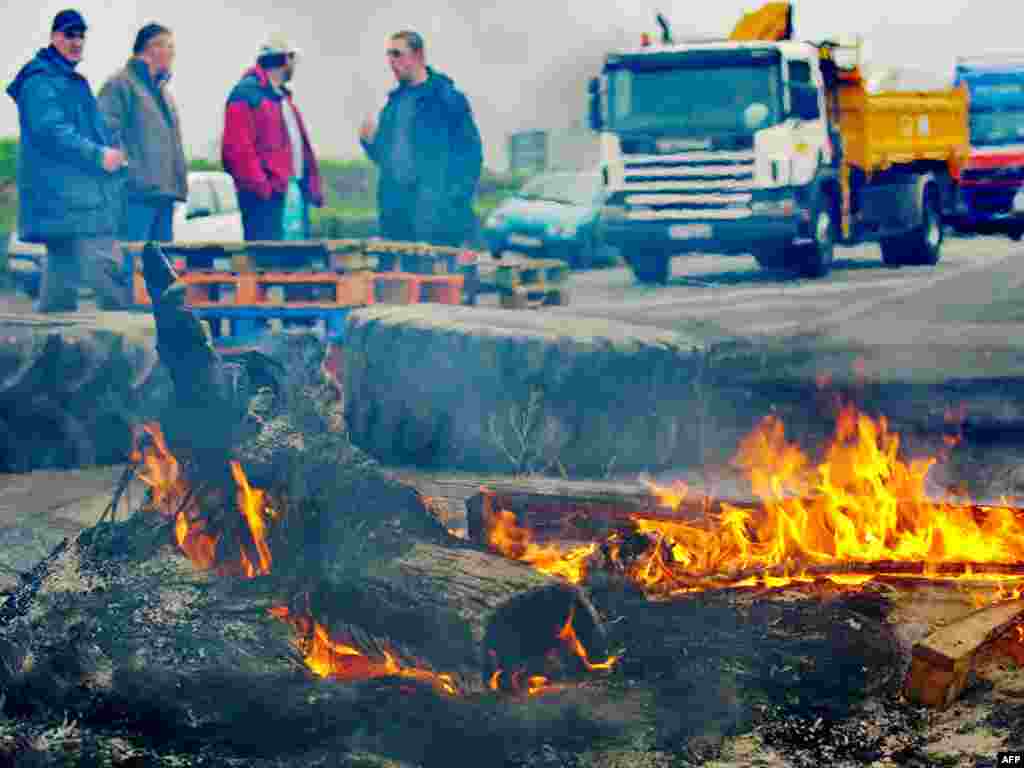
[258,35,301,60]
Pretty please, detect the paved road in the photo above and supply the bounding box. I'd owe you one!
[538,234,1024,343]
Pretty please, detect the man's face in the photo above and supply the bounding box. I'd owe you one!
[148,33,176,75]
[51,27,86,63]
[281,53,296,82]
[387,38,421,83]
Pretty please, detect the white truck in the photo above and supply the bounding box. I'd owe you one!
[589,3,969,284]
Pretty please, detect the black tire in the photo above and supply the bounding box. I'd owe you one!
[905,184,943,266]
[571,232,597,270]
[880,182,943,267]
[1009,225,1024,242]
[794,197,835,278]
[879,235,906,267]
[629,249,671,285]
[752,247,790,271]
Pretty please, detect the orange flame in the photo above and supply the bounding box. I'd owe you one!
[486,507,596,584]
[269,605,459,695]
[132,421,463,694]
[483,404,1024,597]
[134,423,274,578]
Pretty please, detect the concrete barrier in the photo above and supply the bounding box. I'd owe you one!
[0,321,171,472]
[342,305,759,476]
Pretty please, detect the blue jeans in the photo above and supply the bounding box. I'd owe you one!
[121,198,174,242]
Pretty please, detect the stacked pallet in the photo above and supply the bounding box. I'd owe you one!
[494,258,570,309]
[120,239,481,349]
[365,239,468,305]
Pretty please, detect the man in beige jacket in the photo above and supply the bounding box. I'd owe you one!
[98,22,187,242]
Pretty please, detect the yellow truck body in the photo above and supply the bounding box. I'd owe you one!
[826,56,970,179]
[732,2,970,179]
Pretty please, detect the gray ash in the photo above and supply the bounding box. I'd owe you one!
[760,699,927,767]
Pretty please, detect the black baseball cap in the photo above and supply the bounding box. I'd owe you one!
[52,9,88,34]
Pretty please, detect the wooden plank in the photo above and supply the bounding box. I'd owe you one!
[903,599,1024,709]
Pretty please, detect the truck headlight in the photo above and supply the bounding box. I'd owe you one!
[546,221,578,238]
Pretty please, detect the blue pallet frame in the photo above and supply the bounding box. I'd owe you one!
[193,305,353,348]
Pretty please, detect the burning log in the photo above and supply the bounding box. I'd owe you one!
[465,478,732,545]
[468,406,1024,600]
[0,247,629,764]
[903,598,1024,709]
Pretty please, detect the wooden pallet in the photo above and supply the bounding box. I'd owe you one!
[373,273,464,305]
[366,240,466,275]
[494,258,570,294]
[498,286,569,309]
[194,305,354,347]
[132,270,375,308]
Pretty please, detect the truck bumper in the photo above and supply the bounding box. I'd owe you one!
[951,186,1024,234]
[598,191,806,256]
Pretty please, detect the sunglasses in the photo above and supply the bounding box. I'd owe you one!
[386,48,408,59]
[61,28,86,40]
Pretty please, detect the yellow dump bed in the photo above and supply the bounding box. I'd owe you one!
[830,66,970,177]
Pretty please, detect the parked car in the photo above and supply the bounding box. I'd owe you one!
[6,170,244,298]
[482,170,614,269]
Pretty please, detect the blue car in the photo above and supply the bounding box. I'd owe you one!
[482,171,610,269]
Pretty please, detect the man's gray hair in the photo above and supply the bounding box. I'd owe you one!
[391,30,425,56]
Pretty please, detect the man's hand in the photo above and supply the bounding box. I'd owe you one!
[359,116,377,143]
[101,147,126,173]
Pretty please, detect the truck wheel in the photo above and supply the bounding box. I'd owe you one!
[906,184,943,265]
[795,198,835,278]
[628,249,671,285]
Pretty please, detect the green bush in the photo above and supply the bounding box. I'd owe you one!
[188,157,222,172]
[0,137,16,184]
[311,208,379,239]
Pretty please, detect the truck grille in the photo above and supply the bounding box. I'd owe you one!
[619,148,756,221]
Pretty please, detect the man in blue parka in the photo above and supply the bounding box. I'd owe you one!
[6,9,129,312]
[359,30,483,247]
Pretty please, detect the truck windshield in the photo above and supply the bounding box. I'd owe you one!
[606,59,782,136]
[969,110,1024,147]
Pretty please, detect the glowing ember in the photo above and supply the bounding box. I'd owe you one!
[483,404,1024,597]
[487,603,618,696]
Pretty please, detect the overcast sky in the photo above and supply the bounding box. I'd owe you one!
[0,1,1015,170]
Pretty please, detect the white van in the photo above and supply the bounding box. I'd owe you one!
[6,170,244,297]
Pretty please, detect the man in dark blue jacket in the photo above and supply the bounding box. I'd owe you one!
[359,30,483,247]
[6,9,129,312]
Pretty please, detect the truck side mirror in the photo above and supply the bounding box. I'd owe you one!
[791,85,821,121]
[588,77,604,131]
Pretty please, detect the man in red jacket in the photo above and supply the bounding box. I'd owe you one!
[221,37,323,242]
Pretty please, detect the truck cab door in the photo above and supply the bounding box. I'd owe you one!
[785,57,831,182]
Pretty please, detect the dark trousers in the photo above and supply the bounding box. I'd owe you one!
[121,198,175,242]
[239,191,285,241]
[238,188,312,324]
[378,180,465,247]
[38,237,130,312]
